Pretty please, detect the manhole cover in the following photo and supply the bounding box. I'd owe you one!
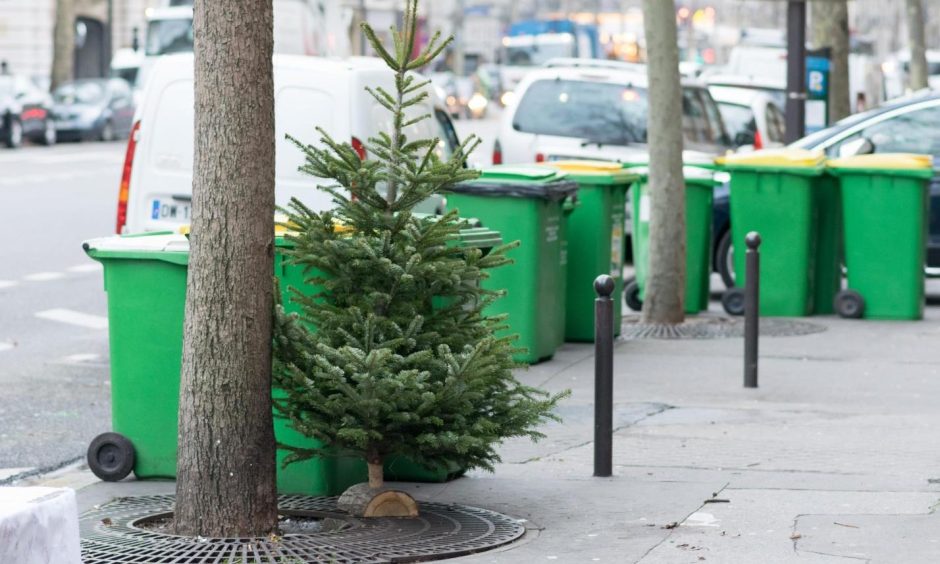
[80,494,525,563]
[620,315,826,340]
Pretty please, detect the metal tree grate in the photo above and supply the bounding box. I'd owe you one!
[80,494,525,564]
[620,315,827,340]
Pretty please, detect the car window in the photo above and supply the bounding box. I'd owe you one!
[55,82,106,104]
[512,79,649,145]
[681,88,710,143]
[851,105,940,155]
[434,109,459,161]
[146,18,193,56]
[717,102,756,144]
[698,89,728,146]
[764,103,785,143]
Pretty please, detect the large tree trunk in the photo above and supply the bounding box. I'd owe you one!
[811,0,851,122]
[174,0,278,538]
[906,0,929,91]
[50,0,74,90]
[641,0,686,325]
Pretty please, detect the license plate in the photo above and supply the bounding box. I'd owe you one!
[151,199,191,222]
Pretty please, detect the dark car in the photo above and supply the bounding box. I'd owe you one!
[713,91,940,287]
[53,78,135,142]
[0,74,56,148]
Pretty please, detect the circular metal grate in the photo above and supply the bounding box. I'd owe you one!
[80,494,525,563]
[620,315,827,340]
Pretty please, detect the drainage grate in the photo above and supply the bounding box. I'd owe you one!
[80,494,525,564]
[620,315,827,340]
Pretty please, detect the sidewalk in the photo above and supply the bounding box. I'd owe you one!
[30,302,940,563]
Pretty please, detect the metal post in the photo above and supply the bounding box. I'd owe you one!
[593,275,614,477]
[359,0,368,56]
[785,0,807,143]
[744,232,761,389]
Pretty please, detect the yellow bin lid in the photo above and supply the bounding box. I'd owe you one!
[827,153,933,170]
[716,148,826,172]
[541,160,638,185]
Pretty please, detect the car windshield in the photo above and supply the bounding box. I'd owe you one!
[791,101,909,149]
[717,103,755,138]
[146,18,193,56]
[54,81,106,104]
[0,77,14,98]
[512,79,649,145]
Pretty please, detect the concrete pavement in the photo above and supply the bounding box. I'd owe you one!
[21,298,940,563]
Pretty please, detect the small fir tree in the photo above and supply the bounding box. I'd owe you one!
[272,0,566,507]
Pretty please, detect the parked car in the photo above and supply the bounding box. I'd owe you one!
[0,74,56,148]
[713,90,940,287]
[494,58,732,166]
[53,78,136,141]
[709,86,785,151]
[119,54,457,234]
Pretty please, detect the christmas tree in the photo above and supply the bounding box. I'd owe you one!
[272,0,566,515]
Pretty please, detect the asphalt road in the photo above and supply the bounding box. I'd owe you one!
[0,141,123,478]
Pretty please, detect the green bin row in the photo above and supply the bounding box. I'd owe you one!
[84,222,500,493]
[719,149,933,320]
[448,163,639,362]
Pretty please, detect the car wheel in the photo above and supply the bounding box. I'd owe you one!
[100,120,115,142]
[624,277,643,312]
[40,118,56,146]
[716,229,735,289]
[5,118,22,148]
[87,432,135,481]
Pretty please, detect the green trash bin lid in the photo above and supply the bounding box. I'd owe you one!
[716,148,826,175]
[827,153,935,179]
[452,165,579,201]
[541,160,639,186]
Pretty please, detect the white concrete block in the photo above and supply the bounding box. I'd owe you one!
[0,487,82,564]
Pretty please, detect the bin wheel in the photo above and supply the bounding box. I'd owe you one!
[87,432,135,482]
[722,288,746,316]
[834,290,865,319]
[625,278,643,312]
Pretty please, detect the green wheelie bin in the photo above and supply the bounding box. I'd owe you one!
[83,232,368,494]
[718,149,841,317]
[827,154,934,320]
[447,166,579,363]
[543,161,638,341]
[627,166,719,314]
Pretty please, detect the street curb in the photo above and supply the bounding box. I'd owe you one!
[5,457,100,492]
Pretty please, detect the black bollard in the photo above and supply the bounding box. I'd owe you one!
[744,232,761,388]
[594,274,614,477]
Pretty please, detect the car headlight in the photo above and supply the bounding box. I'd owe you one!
[500,90,516,107]
[468,93,488,112]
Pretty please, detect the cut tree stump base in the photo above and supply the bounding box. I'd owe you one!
[337,483,419,518]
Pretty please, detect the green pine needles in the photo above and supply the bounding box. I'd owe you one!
[272,0,566,489]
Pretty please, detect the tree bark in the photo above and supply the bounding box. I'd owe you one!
[50,0,75,91]
[811,0,851,122]
[641,0,686,325]
[174,0,278,538]
[906,0,929,91]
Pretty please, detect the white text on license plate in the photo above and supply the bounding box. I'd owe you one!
[151,200,191,222]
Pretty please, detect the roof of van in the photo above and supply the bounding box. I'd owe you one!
[148,52,396,75]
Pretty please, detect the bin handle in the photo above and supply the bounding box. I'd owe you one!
[563,193,580,214]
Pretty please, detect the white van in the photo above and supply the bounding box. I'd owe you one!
[118,53,457,234]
